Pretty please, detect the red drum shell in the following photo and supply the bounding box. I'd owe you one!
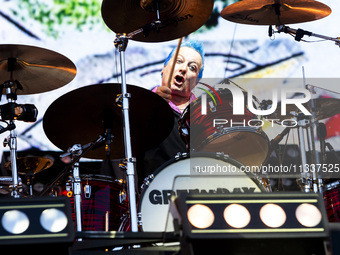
[179,88,270,167]
[323,180,340,222]
[63,174,128,231]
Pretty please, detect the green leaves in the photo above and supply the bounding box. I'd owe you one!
[13,0,102,38]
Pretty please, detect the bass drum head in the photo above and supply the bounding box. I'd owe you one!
[139,152,268,232]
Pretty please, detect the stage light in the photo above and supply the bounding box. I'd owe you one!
[0,197,74,255]
[174,192,329,255]
[223,204,251,228]
[1,210,30,234]
[259,203,286,228]
[187,204,214,229]
[296,203,322,227]
[40,208,68,233]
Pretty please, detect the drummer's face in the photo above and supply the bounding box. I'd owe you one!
[162,47,202,101]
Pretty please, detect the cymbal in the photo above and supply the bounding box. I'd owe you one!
[267,98,340,122]
[0,44,76,95]
[5,156,54,175]
[43,83,174,159]
[221,0,331,25]
[101,0,214,42]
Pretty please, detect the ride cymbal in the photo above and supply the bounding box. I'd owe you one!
[221,0,331,25]
[0,44,76,95]
[101,0,214,42]
[43,83,174,159]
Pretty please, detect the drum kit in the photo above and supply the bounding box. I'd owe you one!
[1,0,340,235]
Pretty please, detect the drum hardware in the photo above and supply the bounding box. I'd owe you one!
[0,176,22,195]
[275,25,340,47]
[65,136,106,233]
[102,3,189,229]
[0,44,76,198]
[270,126,291,150]
[84,181,91,199]
[72,162,82,233]
[220,0,331,26]
[5,156,54,197]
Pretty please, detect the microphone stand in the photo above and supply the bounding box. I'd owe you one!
[113,18,161,232]
[275,25,340,46]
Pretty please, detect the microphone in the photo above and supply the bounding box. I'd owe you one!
[0,123,15,134]
[270,127,291,149]
[268,25,273,37]
[276,25,312,41]
[60,143,91,159]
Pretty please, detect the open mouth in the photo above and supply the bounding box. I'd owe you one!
[174,75,184,85]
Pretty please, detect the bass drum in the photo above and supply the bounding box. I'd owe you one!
[138,152,270,232]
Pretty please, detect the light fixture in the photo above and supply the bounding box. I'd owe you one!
[223,204,251,228]
[174,192,329,255]
[1,210,30,234]
[187,204,215,229]
[259,203,286,228]
[0,197,74,254]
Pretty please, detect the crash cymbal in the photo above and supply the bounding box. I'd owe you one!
[101,0,214,42]
[267,98,340,122]
[0,44,76,95]
[221,0,331,25]
[43,83,174,159]
[5,156,54,175]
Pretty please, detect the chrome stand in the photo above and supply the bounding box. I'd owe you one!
[114,34,138,232]
[73,162,82,232]
[2,81,20,198]
[297,116,312,192]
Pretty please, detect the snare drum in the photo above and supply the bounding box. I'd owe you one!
[63,174,128,231]
[179,88,270,167]
[323,180,340,222]
[138,152,270,232]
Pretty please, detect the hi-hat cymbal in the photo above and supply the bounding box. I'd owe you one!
[221,0,331,25]
[43,83,174,159]
[5,156,54,175]
[267,98,340,122]
[101,0,214,42]
[0,44,76,95]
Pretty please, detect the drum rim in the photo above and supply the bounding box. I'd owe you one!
[138,151,268,215]
[197,127,271,166]
[80,174,123,184]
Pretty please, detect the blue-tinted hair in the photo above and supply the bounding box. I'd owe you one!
[163,40,205,78]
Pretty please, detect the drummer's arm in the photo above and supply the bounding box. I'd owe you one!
[154,86,172,103]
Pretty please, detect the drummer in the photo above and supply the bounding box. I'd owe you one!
[137,40,205,184]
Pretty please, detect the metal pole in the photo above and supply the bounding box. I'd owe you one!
[9,128,19,198]
[73,162,82,232]
[116,34,138,232]
[297,118,311,192]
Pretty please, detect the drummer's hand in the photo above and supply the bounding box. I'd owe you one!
[155,86,172,102]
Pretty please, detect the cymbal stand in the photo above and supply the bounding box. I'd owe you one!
[296,113,312,192]
[113,13,161,232]
[1,79,20,198]
[64,136,105,234]
[114,34,138,232]
[305,84,323,193]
